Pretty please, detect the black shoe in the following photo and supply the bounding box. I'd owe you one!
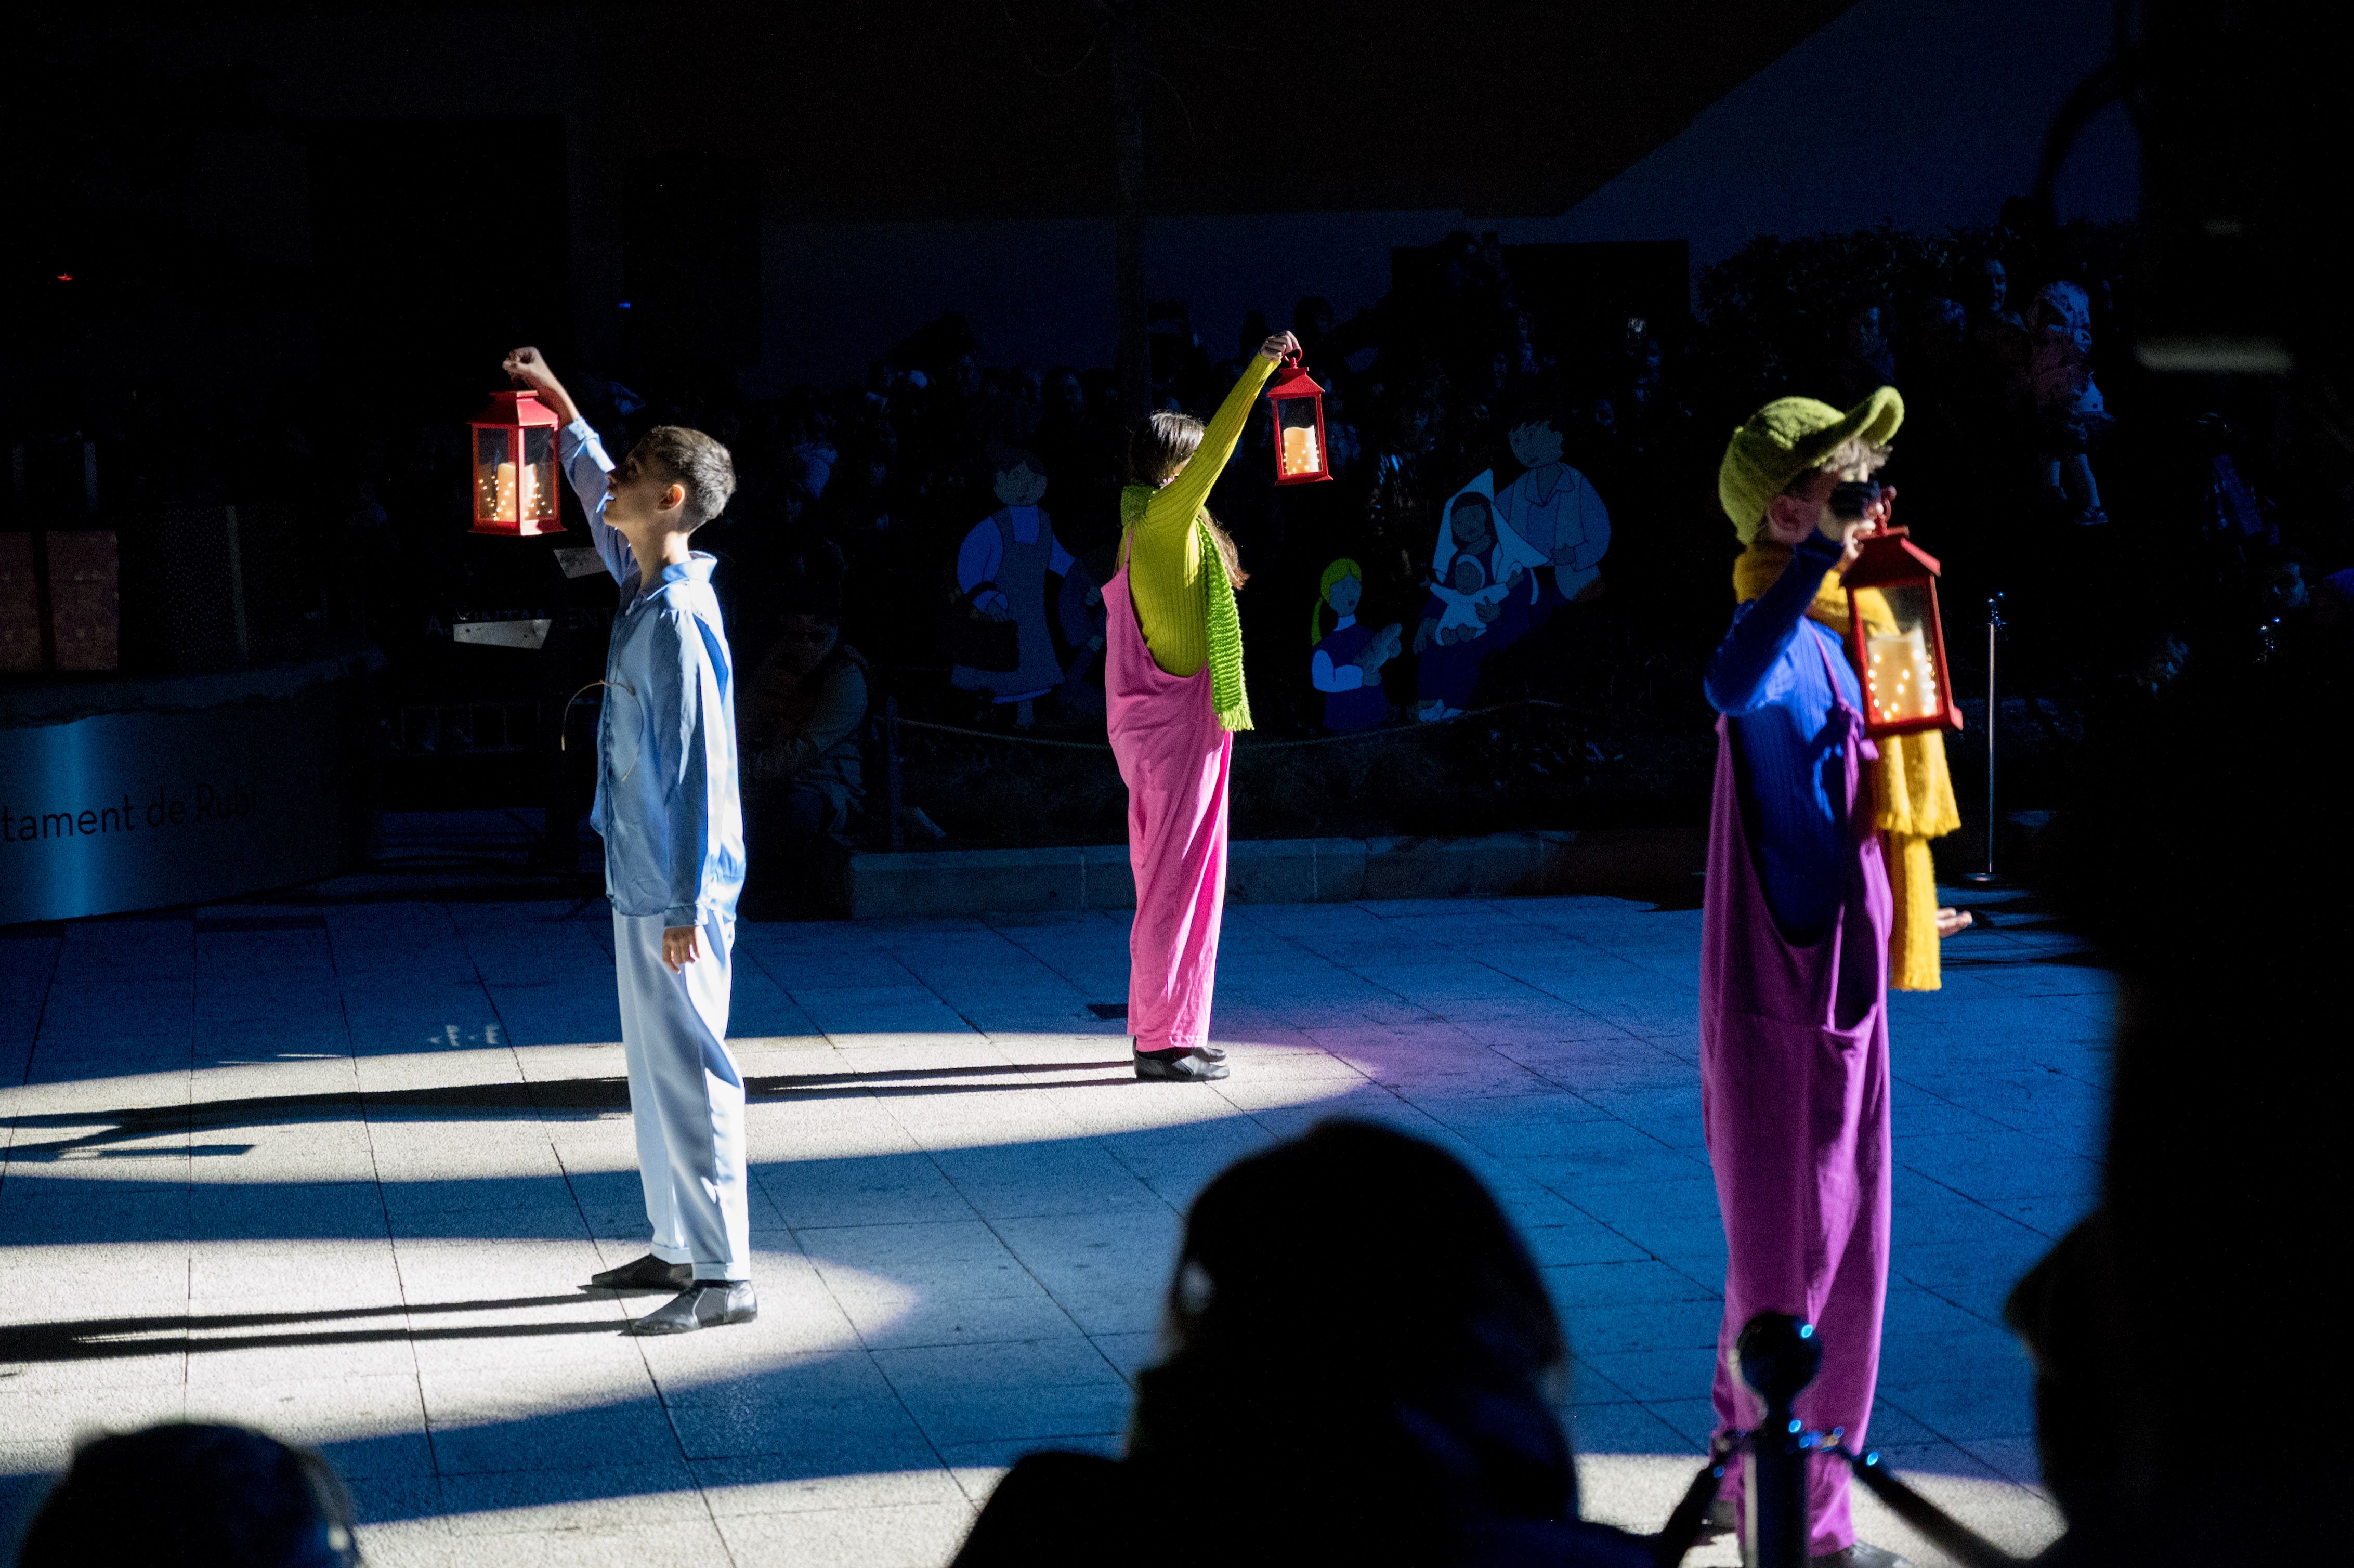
[625,1280,758,1335]
[1813,1544,1913,1568]
[1132,1037,1225,1063]
[1134,1046,1229,1081]
[587,1254,694,1292]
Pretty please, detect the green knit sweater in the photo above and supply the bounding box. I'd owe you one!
[1120,355,1274,729]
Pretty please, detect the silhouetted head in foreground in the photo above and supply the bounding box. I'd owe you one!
[18,1423,359,1568]
[952,1120,1646,1568]
[1134,1120,1573,1513]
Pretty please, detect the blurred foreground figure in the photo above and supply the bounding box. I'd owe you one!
[951,1120,1650,1568]
[18,1423,359,1568]
[2013,642,2344,1568]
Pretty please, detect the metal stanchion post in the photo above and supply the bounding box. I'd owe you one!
[1652,1318,2025,1568]
[1963,593,2004,886]
[1737,1313,1822,1568]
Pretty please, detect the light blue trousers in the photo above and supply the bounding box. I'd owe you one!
[612,911,749,1281]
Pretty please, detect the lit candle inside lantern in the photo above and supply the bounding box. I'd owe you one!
[492,461,517,520]
[1866,628,1940,722]
[1282,424,1320,477]
[520,462,546,520]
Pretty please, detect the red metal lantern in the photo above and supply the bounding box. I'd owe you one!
[467,389,563,536]
[1839,527,1963,738]
[1266,352,1333,486]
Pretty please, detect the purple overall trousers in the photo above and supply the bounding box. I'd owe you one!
[1700,642,1893,1557]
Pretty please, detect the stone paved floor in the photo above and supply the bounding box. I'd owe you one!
[0,855,2108,1565]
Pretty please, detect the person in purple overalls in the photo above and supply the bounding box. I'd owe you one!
[1698,388,1939,1568]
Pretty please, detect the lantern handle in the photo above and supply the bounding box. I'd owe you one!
[1281,347,1305,370]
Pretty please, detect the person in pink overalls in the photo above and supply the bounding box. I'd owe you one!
[1107,331,1297,1081]
[1698,389,1958,1568]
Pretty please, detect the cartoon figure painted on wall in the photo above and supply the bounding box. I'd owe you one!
[1427,554,1511,641]
[1494,405,1611,619]
[951,445,1097,728]
[1309,559,1402,733]
[1411,472,1544,721]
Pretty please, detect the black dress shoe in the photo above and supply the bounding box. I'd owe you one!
[1133,1037,1225,1063]
[1134,1046,1229,1081]
[1812,1543,1913,1568]
[587,1254,693,1292]
[626,1280,758,1335]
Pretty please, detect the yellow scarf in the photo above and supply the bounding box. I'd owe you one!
[1733,542,1963,991]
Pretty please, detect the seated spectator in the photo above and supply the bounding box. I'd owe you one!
[950,1120,1651,1568]
[1292,294,1337,362]
[786,414,836,499]
[1900,296,1971,446]
[1972,255,2026,344]
[736,544,869,919]
[17,1422,360,1568]
[1832,299,1898,406]
[2028,280,2112,525]
[1320,384,1363,478]
[2195,414,2277,552]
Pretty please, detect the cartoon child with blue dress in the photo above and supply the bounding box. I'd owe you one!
[1309,559,1401,732]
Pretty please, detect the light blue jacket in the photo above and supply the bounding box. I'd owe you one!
[561,419,744,926]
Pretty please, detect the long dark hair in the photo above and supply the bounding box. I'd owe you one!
[1127,410,1248,589]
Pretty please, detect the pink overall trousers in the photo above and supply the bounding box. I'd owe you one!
[1104,547,1233,1053]
[1700,643,1893,1557]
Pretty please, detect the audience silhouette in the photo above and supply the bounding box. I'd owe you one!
[17,1423,360,1568]
[952,1119,1650,1568]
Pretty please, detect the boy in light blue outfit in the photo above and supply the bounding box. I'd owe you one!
[503,347,755,1335]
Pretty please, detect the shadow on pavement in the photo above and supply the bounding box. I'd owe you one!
[0,1291,655,1364]
[4,1063,1139,1159]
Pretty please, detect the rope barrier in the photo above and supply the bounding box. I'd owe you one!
[888,698,1592,754]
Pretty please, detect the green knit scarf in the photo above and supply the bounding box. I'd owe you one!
[1118,488,1252,731]
[1199,516,1252,731]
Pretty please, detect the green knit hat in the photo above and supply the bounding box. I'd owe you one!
[1718,386,1905,543]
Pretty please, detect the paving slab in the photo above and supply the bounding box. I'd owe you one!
[0,883,2097,1563]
